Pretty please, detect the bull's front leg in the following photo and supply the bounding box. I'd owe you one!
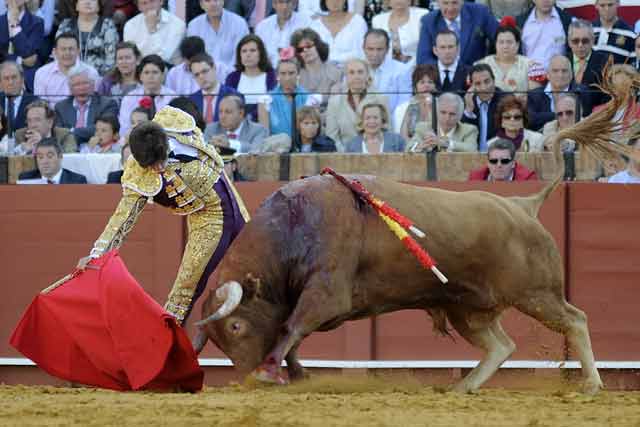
[253,277,351,384]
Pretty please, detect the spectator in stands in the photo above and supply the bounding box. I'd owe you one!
[462,63,504,152]
[469,138,537,181]
[18,138,87,183]
[310,0,368,63]
[567,19,608,109]
[224,0,270,25]
[106,142,131,184]
[608,138,640,183]
[291,105,336,152]
[187,0,249,75]
[255,0,311,67]
[163,37,204,98]
[15,100,77,154]
[55,63,119,145]
[97,41,141,100]
[363,29,411,115]
[542,93,577,153]
[130,106,152,128]
[395,64,437,140]
[81,113,121,153]
[476,22,541,95]
[0,61,38,137]
[408,92,478,152]
[188,53,239,126]
[118,54,176,135]
[55,0,119,76]
[416,0,497,66]
[34,32,100,107]
[224,35,277,121]
[517,0,572,72]
[487,94,544,152]
[1,0,43,93]
[371,0,428,64]
[475,0,529,20]
[432,29,469,94]
[345,102,405,153]
[258,57,321,139]
[593,0,635,64]
[326,58,388,151]
[124,0,185,65]
[291,28,343,111]
[205,94,267,153]
[528,55,586,131]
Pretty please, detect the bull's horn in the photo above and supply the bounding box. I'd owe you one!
[195,281,243,326]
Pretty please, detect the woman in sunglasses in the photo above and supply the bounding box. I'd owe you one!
[468,138,537,181]
[487,94,544,152]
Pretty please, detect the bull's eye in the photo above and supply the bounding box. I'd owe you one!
[231,322,241,332]
[226,320,245,336]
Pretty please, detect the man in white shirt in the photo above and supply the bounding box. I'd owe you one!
[255,0,311,66]
[363,29,412,114]
[205,94,267,152]
[518,0,571,71]
[187,0,249,73]
[123,0,186,65]
[33,32,99,107]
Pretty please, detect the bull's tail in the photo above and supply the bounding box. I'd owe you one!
[512,82,640,218]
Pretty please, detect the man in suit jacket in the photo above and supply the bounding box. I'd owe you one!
[14,100,77,154]
[432,29,470,94]
[204,94,267,153]
[527,55,590,131]
[18,138,87,184]
[566,20,609,110]
[416,0,498,66]
[0,4,43,92]
[0,61,39,135]
[461,64,504,152]
[188,53,239,125]
[225,0,273,27]
[54,64,119,145]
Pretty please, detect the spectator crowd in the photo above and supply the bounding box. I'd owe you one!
[1,0,640,184]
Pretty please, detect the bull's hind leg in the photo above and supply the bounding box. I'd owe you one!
[515,296,603,394]
[447,310,516,393]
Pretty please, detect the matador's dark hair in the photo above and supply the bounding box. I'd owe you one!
[128,121,168,167]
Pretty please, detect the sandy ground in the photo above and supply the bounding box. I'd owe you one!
[1,376,639,427]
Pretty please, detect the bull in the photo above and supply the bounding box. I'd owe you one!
[190,101,640,393]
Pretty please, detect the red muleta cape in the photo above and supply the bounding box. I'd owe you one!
[9,250,204,392]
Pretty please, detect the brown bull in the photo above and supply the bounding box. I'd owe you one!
[193,94,640,393]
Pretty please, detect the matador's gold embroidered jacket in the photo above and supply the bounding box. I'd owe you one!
[89,107,250,322]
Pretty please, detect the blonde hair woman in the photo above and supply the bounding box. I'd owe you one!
[345,102,405,152]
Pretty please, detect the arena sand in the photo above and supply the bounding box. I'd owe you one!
[1,375,639,427]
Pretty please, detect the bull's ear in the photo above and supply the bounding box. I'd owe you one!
[244,273,263,300]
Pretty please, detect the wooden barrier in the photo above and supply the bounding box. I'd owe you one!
[0,151,605,184]
[1,182,639,389]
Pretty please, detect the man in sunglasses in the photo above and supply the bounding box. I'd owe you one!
[566,20,608,107]
[468,138,537,181]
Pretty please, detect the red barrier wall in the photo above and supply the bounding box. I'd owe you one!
[1,181,639,387]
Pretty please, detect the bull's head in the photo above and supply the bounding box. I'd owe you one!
[195,275,287,376]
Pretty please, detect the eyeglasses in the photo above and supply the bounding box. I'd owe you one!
[296,43,315,53]
[488,158,512,165]
[502,114,523,121]
[570,37,592,46]
[556,110,575,117]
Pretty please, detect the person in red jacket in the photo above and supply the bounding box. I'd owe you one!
[468,138,537,181]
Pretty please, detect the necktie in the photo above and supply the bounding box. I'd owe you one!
[449,20,460,39]
[205,95,214,124]
[47,179,54,184]
[149,95,157,119]
[254,0,266,26]
[479,101,489,152]
[7,96,15,137]
[443,69,451,90]
[575,59,586,84]
[76,102,87,128]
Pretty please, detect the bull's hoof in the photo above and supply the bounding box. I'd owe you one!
[251,366,288,385]
[582,379,604,395]
[450,381,478,394]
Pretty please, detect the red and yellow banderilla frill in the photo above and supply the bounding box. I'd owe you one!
[320,168,448,284]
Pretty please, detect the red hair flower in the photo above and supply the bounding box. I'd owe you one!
[500,16,517,29]
[279,47,295,62]
[139,96,153,109]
